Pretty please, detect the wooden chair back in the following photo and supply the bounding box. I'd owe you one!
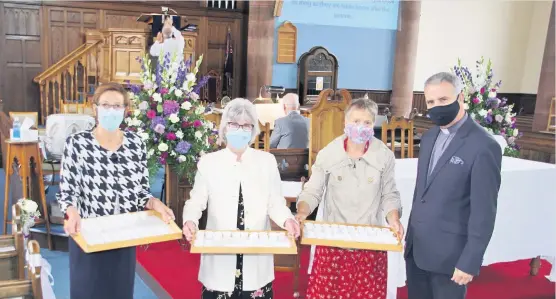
[0,239,42,299]
[9,112,39,128]
[381,116,414,158]
[253,121,270,152]
[202,70,222,103]
[59,99,94,116]
[308,89,351,174]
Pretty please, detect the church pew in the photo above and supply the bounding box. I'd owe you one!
[0,205,24,281]
[270,148,309,181]
[0,240,43,299]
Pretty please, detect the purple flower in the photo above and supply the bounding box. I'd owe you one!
[155,62,162,87]
[511,122,516,129]
[176,141,191,154]
[175,63,187,88]
[154,124,165,134]
[130,84,141,94]
[150,116,166,130]
[193,75,209,94]
[485,114,493,124]
[163,100,180,116]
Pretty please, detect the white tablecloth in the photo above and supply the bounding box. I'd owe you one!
[282,156,556,298]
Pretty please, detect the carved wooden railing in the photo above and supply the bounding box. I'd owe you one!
[33,40,102,125]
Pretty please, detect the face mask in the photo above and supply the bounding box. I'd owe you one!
[344,123,374,144]
[427,98,461,126]
[226,130,251,150]
[97,107,124,132]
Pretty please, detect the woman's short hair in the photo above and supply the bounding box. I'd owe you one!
[217,98,261,145]
[345,98,378,123]
[92,82,130,107]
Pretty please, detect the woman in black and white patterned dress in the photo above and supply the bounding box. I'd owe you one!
[57,83,174,299]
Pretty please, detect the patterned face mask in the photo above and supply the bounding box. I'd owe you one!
[344,123,374,144]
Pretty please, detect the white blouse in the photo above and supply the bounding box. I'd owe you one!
[182,147,294,292]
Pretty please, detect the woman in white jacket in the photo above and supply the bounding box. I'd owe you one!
[182,98,300,299]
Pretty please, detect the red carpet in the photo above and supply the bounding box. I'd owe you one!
[137,241,555,299]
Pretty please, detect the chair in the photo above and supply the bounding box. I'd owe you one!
[381,116,414,158]
[9,112,39,128]
[58,99,94,116]
[202,70,222,103]
[253,121,270,152]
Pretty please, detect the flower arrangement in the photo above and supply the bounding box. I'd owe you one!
[123,52,219,181]
[452,57,521,157]
[16,198,40,235]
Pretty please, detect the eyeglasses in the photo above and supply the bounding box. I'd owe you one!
[227,122,253,132]
[98,103,125,110]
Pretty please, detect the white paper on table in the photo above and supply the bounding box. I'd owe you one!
[281,181,302,198]
[21,117,35,130]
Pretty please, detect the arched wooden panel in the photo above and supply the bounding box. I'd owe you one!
[308,88,352,174]
[276,21,297,64]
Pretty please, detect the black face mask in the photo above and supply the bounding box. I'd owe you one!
[427,98,461,126]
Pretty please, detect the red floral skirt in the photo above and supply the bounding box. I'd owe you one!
[306,246,388,299]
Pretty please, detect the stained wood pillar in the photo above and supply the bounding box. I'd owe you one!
[246,1,275,99]
[532,1,555,132]
[390,1,421,117]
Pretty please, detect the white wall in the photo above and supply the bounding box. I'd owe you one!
[413,0,552,93]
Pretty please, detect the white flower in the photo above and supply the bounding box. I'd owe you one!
[152,93,162,102]
[168,113,180,124]
[494,114,503,122]
[125,117,132,125]
[147,149,154,157]
[176,130,184,139]
[170,151,176,157]
[133,110,141,117]
[463,103,469,110]
[19,199,38,213]
[196,105,205,114]
[175,89,184,98]
[486,127,494,134]
[158,143,169,152]
[138,101,149,111]
[513,129,519,137]
[139,132,149,141]
[478,109,488,117]
[132,118,142,127]
[186,73,196,83]
[199,150,206,156]
[488,91,497,98]
[195,131,203,139]
[189,92,200,101]
[470,112,476,120]
[181,101,192,111]
[178,155,187,163]
[205,121,214,130]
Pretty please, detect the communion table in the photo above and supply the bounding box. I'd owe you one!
[282,156,556,299]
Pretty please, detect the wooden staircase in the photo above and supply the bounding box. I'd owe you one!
[33,40,102,125]
[33,28,154,125]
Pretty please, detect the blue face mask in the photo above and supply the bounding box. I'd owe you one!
[97,107,124,131]
[226,130,251,150]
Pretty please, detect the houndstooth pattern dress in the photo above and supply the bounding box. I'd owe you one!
[56,130,152,299]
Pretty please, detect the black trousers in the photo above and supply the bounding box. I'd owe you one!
[69,238,136,299]
[405,250,467,299]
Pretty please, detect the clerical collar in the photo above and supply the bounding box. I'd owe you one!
[441,113,468,135]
